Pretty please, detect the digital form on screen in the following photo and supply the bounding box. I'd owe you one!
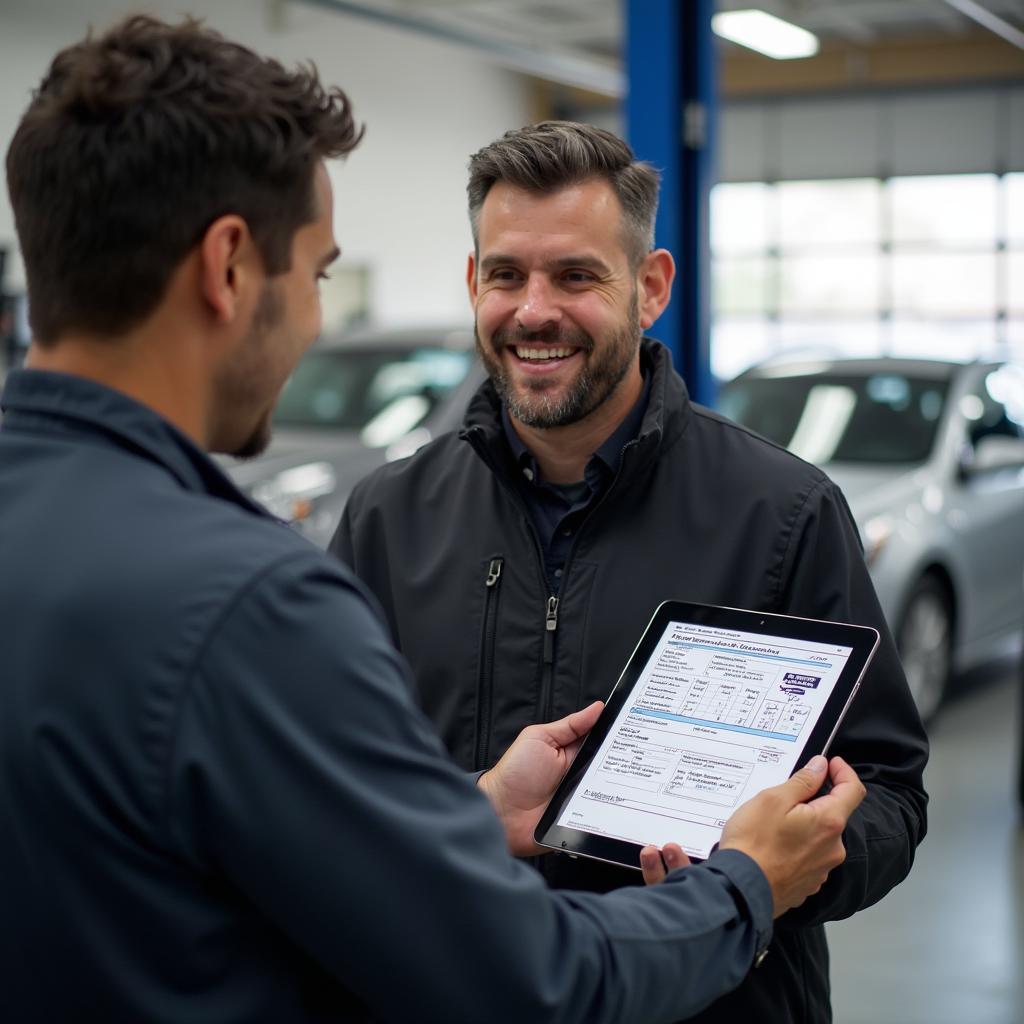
[555,620,855,860]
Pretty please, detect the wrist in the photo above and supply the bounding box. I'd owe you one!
[477,768,503,816]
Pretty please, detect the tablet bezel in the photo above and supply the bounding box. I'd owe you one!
[534,600,880,871]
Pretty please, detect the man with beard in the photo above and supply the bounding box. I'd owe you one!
[331,121,929,1024]
[0,19,872,1024]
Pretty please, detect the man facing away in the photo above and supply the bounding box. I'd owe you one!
[0,16,869,1024]
[332,122,930,1023]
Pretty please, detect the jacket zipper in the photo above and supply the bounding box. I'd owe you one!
[462,425,649,728]
[538,595,560,722]
[474,556,504,769]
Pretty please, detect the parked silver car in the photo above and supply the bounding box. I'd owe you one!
[224,326,483,548]
[718,357,1024,721]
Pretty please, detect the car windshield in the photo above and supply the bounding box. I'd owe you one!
[274,346,473,440]
[718,371,951,465]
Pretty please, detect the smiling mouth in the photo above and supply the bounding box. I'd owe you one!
[512,346,581,361]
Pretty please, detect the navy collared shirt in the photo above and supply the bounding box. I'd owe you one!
[502,373,651,593]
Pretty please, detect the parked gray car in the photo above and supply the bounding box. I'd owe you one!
[224,326,483,548]
[718,357,1024,722]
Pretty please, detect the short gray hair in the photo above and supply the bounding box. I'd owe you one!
[467,121,660,267]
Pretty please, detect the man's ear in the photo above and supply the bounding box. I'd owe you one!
[636,249,675,330]
[199,214,257,325]
[466,251,479,308]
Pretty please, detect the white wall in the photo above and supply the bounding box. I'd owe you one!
[0,0,532,326]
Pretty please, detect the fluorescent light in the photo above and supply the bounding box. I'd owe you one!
[712,9,820,60]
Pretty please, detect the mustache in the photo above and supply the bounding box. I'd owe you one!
[490,324,594,351]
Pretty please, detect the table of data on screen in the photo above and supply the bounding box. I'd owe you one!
[557,623,851,856]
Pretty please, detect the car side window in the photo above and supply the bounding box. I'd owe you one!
[963,367,1024,449]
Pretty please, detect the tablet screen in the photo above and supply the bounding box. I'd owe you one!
[550,614,862,861]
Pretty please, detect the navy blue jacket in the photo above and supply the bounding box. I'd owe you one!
[0,368,774,1023]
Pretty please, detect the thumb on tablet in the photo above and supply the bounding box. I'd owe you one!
[809,756,866,817]
[777,755,829,806]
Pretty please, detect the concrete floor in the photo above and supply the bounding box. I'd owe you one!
[828,659,1024,1024]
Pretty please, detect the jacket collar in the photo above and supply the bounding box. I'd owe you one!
[460,337,693,473]
[0,368,267,514]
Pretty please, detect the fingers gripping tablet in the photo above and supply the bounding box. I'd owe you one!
[535,601,879,869]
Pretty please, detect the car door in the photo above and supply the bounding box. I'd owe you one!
[947,364,1024,645]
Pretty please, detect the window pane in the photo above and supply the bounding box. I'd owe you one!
[711,182,769,255]
[776,319,882,357]
[1005,320,1024,362]
[719,372,949,465]
[713,257,770,314]
[890,174,997,245]
[779,255,880,314]
[1007,250,1024,316]
[1007,173,1024,244]
[891,252,996,315]
[778,179,879,249]
[888,318,996,359]
[274,347,472,430]
[711,317,772,381]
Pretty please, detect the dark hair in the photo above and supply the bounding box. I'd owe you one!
[5,15,363,344]
[467,120,660,266]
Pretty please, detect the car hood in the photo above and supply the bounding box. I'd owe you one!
[824,462,932,523]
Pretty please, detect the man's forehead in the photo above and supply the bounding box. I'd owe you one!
[477,178,629,259]
[305,163,337,254]
[313,162,334,217]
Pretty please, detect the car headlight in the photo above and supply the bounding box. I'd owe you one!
[860,515,893,567]
[249,462,336,524]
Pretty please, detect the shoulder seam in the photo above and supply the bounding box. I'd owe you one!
[773,476,834,609]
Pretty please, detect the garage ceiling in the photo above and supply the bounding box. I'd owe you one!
[320,0,1022,54]
[309,0,1024,97]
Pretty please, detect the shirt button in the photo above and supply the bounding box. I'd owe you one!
[522,467,535,481]
[562,528,572,536]
[554,569,563,578]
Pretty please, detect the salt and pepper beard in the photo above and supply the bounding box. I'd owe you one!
[476,289,642,430]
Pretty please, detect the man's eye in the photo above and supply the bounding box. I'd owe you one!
[490,269,519,282]
[317,272,332,283]
[564,271,594,284]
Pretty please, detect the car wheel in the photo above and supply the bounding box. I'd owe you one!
[897,575,953,723]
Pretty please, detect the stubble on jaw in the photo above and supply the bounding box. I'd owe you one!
[213,282,285,458]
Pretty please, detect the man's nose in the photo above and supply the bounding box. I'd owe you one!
[516,275,561,333]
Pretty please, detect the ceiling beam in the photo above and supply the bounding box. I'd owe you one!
[721,29,1024,97]
[295,0,623,95]
[941,0,1024,49]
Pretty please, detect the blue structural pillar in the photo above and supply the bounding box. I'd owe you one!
[625,0,717,406]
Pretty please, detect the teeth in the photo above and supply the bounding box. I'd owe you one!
[514,347,574,361]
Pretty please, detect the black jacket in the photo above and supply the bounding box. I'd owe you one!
[334,339,929,1024]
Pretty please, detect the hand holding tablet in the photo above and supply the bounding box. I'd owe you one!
[717,753,866,915]
[634,753,866,915]
[536,601,879,870]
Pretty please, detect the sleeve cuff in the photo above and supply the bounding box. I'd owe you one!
[704,847,774,962]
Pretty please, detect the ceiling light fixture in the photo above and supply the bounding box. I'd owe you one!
[712,8,820,60]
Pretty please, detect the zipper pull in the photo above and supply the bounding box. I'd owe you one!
[543,596,559,664]
[545,596,559,630]
[485,558,503,587]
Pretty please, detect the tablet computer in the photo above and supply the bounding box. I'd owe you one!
[535,600,879,869]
